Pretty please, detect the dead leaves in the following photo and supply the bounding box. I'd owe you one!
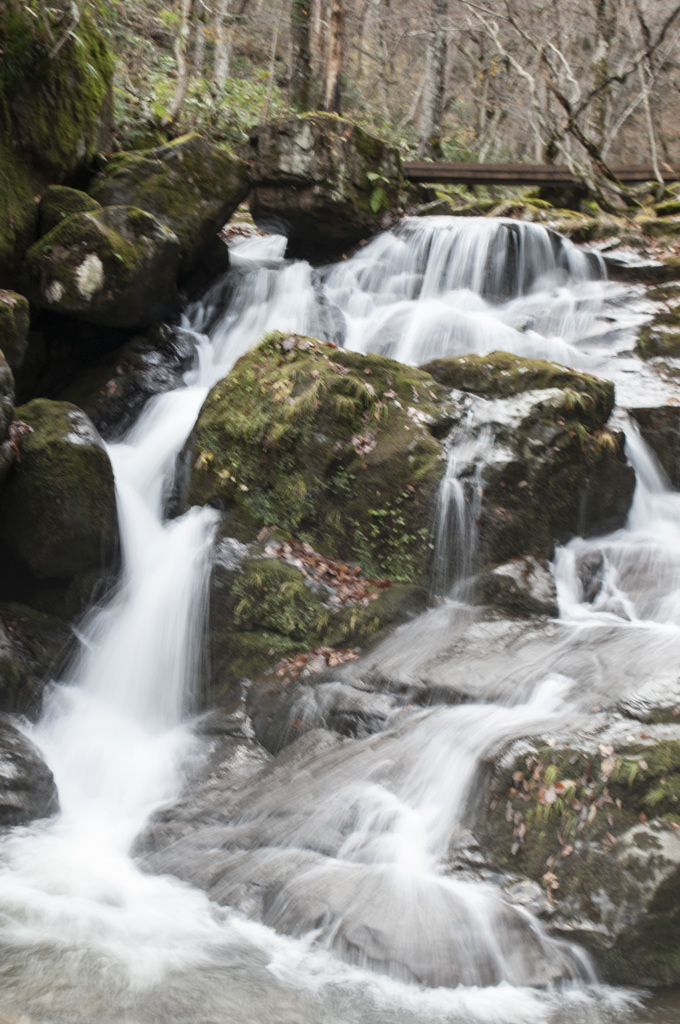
[263,535,391,606]
[275,645,359,682]
[7,421,33,464]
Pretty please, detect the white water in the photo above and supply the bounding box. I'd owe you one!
[0,217,676,1023]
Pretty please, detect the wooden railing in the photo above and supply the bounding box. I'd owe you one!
[402,162,680,186]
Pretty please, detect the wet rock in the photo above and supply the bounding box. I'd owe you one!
[242,114,402,260]
[0,349,14,442]
[38,185,102,238]
[0,291,29,376]
[476,724,680,985]
[424,352,634,565]
[0,715,59,827]
[0,603,72,716]
[26,206,180,329]
[630,407,680,487]
[0,399,120,617]
[89,134,249,278]
[59,326,189,440]
[476,555,558,618]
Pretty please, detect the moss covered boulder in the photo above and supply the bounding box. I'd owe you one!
[242,114,402,259]
[184,332,446,583]
[0,291,29,376]
[38,185,101,238]
[89,135,249,277]
[637,285,680,359]
[477,729,680,985]
[0,399,120,616]
[202,531,423,707]
[0,6,113,283]
[26,206,180,328]
[423,351,634,565]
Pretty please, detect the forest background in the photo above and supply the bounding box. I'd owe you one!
[2,0,680,185]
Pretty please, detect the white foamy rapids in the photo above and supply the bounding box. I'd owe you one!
[554,417,680,627]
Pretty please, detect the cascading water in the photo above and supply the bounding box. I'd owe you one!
[0,216,675,1023]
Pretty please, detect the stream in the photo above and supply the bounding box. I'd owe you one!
[1,217,679,1023]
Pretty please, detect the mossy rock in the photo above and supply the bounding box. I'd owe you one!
[204,538,423,706]
[0,602,72,715]
[242,115,403,259]
[421,352,631,565]
[0,290,29,376]
[38,185,101,237]
[0,399,119,616]
[0,7,113,283]
[422,351,614,431]
[656,199,680,217]
[184,332,446,584]
[477,733,680,984]
[89,134,250,277]
[637,301,680,359]
[26,206,180,328]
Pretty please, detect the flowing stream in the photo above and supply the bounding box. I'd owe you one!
[0,218,678,1023]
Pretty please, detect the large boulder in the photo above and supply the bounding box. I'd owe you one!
[0,715,59,827]
[0,399,120,617]
[26,206,180,329]
[422,351,635,567]
[0,291,30,376]
[183,332,447,584]
[0,6,113,284]
[89,134,250,277]
[241,114,402,259]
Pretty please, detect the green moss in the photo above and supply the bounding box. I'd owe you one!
[39,186,101,237]
[421,351,615,431]
[186,332,445,583]
[656,199,680,217]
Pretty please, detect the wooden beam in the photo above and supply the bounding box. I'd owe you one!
[403,162,680,185]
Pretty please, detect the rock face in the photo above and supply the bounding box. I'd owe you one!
[242,114,402,259]
[0,291,30,376]
[0,399,120,616]
[89,135,250,277]
[0,350,14,443]
[0,715,59,827]
[0,7,113,283]
[26,206,180,329]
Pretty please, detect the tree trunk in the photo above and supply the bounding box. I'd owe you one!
[418,0,447,157]
[291,0,314,109]
[324,0,345,113]
[165,0,195,126]
[213,0,231,91]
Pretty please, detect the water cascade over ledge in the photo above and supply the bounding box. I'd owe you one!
[0,216,677,1023]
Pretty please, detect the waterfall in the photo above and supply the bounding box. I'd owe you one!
[0,218,669,1023]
